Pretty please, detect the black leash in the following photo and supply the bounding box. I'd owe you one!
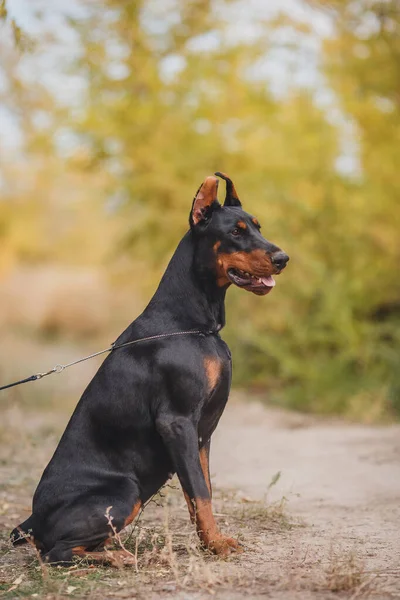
[0,329,211,392]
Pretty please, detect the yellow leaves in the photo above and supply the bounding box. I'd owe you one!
[1,0,399,417]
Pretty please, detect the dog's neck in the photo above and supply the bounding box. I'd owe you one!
[142,231,227,333]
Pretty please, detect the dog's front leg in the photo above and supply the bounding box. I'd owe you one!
[156,415,241,556]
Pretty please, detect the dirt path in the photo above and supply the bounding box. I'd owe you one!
[1,397,399,599]
[212,399,400,597]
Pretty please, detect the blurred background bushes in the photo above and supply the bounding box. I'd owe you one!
[0,0,399,420]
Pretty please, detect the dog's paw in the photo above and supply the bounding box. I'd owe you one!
[206,535,243,557]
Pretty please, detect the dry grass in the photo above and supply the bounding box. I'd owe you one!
[231,472,295,530]
[1,406,398,599]
[323,548,365,593]
[232,497,296,533]
[0,434,293,600]
[0,487,249,599]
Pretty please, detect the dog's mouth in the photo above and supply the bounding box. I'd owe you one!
[227,268,276,296]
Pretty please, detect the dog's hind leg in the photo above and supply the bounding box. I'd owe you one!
[43,541,136,568]
[42,542,74,566]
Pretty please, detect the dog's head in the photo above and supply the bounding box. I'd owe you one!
[189,173,289,295]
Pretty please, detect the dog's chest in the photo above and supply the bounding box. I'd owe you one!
[198,349,231,441]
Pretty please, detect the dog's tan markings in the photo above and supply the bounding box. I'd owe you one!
[213,241,229,286]
[124,500,142,526]
[252,217,260,227]
[204,356,221,393]
[193,498,218,546]
[216,249,273,287]
[237,220,247,230]
[71,535,112,556]
[184,491,196,523]
[71,545,87,554]
[216,271,230,287]
[213,240,235,287]
[199,446,211,495]
[188,497,242,556]
[184,449,212,522]
[213,241,221,252]
[71,548,136,566]
[192,176,219,225]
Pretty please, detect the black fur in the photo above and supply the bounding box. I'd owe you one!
[11,173,288,563]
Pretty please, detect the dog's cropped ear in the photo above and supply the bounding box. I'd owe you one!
[214,172,242,207]
[190,176,220,228]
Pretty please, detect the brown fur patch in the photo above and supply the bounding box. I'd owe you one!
[213,241,224,272]
[71,533,123,556]
[183,448,212,524]
[192,176,219,225]
[193,497,219,543]
[124,500,142,526]
[237,220,247,230]
[199,446,212,495]
[183,484,242,554]
[252,217,260,227]
[185,497,242,555]
[71,548,136,566]
[204,356,221,392]
[184,491,196,523]
[215,249,273,287]
[213,241,221,252]
[72,545,86,555]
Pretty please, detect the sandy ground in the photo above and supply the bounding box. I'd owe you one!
[213,400,400,597]
[1,396,400,599]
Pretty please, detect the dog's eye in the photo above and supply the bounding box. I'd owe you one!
[231,228,240,236]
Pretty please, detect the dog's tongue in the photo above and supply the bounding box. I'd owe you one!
[261,276,276,287]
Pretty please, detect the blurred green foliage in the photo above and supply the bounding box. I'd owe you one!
[0,0,399,420]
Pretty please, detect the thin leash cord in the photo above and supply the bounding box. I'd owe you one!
[0,329,209,392]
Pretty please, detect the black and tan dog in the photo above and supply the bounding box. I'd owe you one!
[11,172,289,564]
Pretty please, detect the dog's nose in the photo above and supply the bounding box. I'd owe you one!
[271,251,289,270]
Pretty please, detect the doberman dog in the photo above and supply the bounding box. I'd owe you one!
[11,172,289,565]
